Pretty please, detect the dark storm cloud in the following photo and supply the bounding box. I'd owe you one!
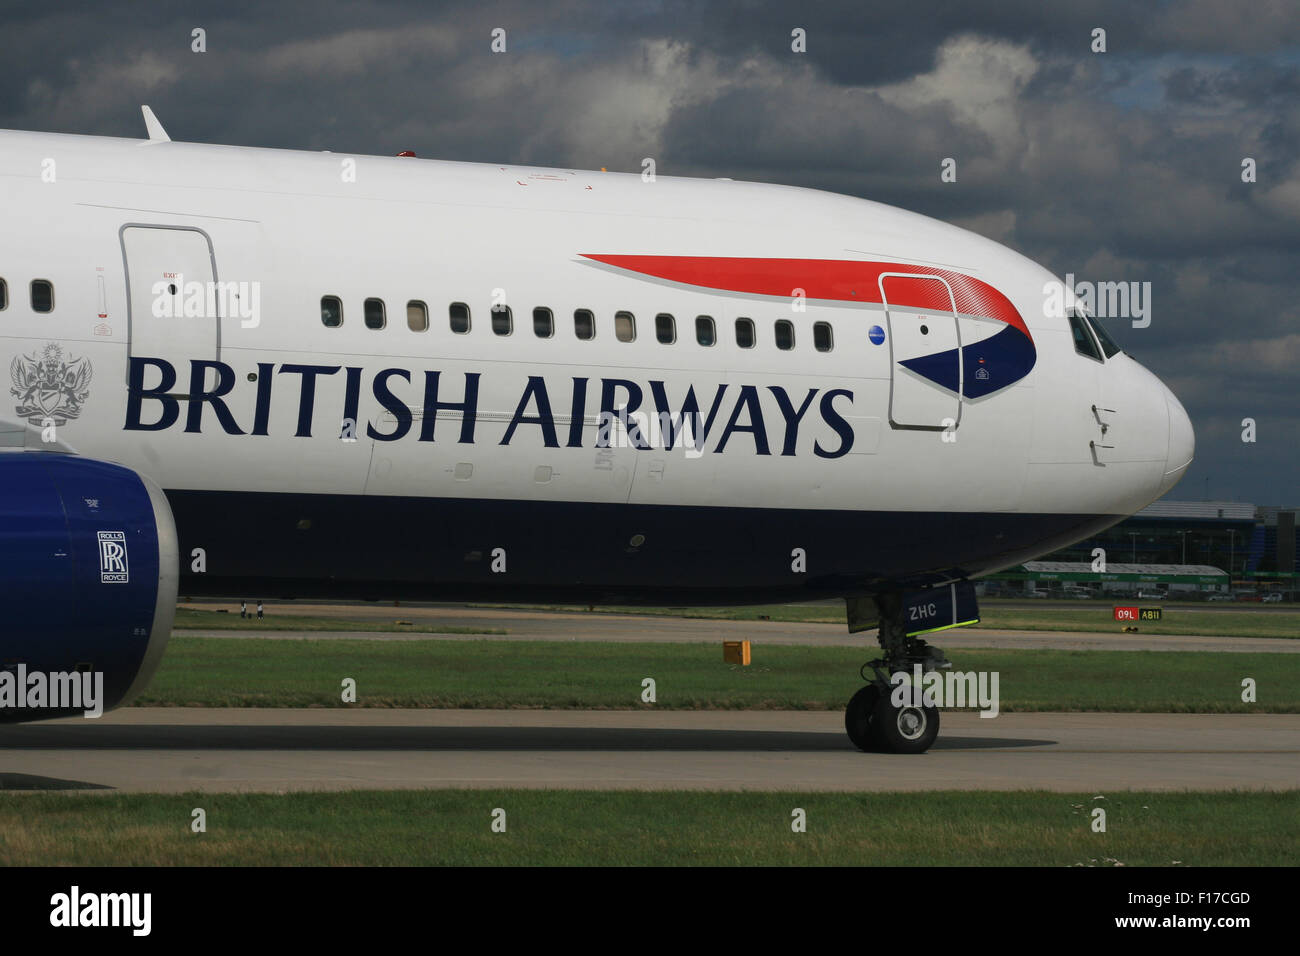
[655,0,1300,81]
[0,0,1295,503]
[1165,60,1300,103]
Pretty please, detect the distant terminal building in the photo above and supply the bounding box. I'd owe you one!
[987,561,1228,598]
[988,500,1297,598]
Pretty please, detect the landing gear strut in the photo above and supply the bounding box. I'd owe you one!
[844,591,950,754]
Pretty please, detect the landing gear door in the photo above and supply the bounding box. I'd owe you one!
[903,582,980,637]
[880,274,961,431]
[121,224,220,395]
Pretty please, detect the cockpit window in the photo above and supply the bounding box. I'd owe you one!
[1086,314,1122,358]
[1068,311,1102,362]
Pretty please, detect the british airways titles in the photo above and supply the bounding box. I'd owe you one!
[124,356,857,457]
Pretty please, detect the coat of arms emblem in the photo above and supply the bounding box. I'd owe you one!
[10,342,93,426]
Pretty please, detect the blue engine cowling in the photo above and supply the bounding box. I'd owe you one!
[0,450,178,720]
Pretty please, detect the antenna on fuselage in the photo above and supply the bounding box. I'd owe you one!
[140,105,171,143]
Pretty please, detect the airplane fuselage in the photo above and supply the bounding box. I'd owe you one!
[0,129,1192,604]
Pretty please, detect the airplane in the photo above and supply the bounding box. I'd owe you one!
[0,107,1193,752]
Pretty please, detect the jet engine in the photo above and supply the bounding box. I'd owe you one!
[0,450,178,720]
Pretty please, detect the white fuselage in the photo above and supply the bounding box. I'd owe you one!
[0,129,1193,601]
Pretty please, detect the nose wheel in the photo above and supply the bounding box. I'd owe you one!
[844,590,950,754]
[844,680,941,754]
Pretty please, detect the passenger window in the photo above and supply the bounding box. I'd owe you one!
[321,296,343,327]
[1087,314,1122,358]
[695,315,716,346]
[655,313,676,344]
[0,278,7,310]
[31,280,54,313]
[364,298,386,330]
[491,305,513,336]
[1068,312,1102,361]
[813,321,833,352]
[533,307,554,338]
[735,317,755,348]
[449,302,471,333]
[775,319,795,350]
[574,308,595,340]
[615,311,636,342]
[407,300,428,332]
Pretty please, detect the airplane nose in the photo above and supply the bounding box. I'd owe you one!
[1159,388,1194,497]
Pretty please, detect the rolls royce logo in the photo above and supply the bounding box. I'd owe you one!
[97,531,129,583]
[10,342,93,426]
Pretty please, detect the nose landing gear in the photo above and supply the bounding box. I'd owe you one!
[843,590,955,755]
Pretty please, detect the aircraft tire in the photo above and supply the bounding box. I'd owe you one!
[844,684,880,752]
[870,692,940,754]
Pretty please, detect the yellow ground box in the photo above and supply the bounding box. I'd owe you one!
[722,640,751,666]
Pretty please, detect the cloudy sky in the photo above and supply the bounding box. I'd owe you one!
[3,1,1297,503]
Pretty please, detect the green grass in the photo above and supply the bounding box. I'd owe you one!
[464,602,852,624]
[467,601,1300,639]
[135,637,1300,712]
[172,607,503,635]
[0,790,1292,866]
[175,601,1300,639]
